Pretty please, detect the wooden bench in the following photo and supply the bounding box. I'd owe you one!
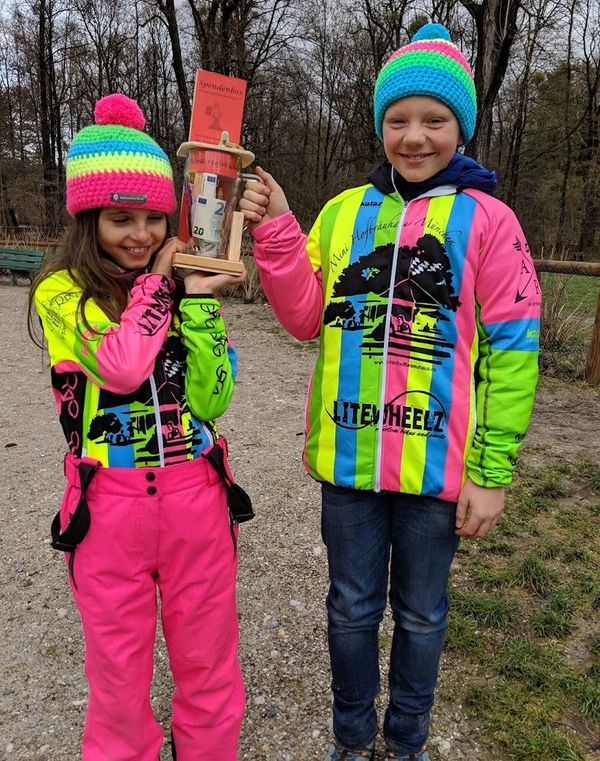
[0,246,47,283]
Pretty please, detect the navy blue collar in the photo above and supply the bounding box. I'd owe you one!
[368,153,497,200]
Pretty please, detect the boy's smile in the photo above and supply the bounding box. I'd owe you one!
[97,208,168,271]
[382,96,462,184]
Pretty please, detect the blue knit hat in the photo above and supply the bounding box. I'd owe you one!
[373,22,477,144]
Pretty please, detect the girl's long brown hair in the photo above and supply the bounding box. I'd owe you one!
[28,209,167,347]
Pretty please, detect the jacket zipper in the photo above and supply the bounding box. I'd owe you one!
[149,373,165,468]
[374,200,409,492]
[372,183,460,492]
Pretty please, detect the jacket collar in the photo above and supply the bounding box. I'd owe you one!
[367,153,498,200]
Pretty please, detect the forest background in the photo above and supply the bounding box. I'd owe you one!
[0,0,599,259]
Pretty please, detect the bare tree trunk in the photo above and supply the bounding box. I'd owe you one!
[556,0,575,250]
[576,0,600,256]
[576,103,600,255]
[0,171,20,232]
[1,58,16,159]
[360,0,413,71]
[585,294,600,383]
[156,0,191,137]
[314,4,326,188]
[504,3,550,207]
[48,8,64,220]
[17,66,26,163]
[37,0,57,231]
[460,0,521,163]
[187,0,226,73]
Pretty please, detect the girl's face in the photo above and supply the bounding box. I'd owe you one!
[97,207,168,271]
[382,96,462,183]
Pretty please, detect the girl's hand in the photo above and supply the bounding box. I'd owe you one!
[455,479,505,538]
[151,237,188,278]
[238,166,290,231]
[183,264,247,295]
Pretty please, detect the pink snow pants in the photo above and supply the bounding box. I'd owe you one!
[60,449,245,760]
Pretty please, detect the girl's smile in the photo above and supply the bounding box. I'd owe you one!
[97,208,168,270]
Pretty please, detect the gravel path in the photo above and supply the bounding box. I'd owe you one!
[1,282,598,760]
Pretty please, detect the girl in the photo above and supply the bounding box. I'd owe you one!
[29,93,249,761]
[240,23,541,761]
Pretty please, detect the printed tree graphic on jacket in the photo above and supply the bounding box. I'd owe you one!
[323,234,460,365]
[87,335,206,464]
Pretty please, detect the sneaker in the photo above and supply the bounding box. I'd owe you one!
[324,740,375,760]
[385,750,431,760]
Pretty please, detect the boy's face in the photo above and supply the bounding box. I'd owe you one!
[382,96,462,183]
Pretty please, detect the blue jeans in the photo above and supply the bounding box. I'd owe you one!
[321,483,459,754]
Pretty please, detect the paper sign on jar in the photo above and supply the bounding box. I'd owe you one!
[187,149,238,179]
[188,70,247,146]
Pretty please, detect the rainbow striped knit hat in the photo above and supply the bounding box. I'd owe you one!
[373,22,477,144]
[65,94,176,217]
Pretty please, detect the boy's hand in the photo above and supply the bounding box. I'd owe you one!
[151,237,187,277]
[183,265,247,295]
[455,479,504,538]
[239,166,289,231]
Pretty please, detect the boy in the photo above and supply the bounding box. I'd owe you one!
[240,22,540,761]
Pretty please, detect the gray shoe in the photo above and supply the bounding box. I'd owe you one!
[385,750,431,760]
[324,740,375,760]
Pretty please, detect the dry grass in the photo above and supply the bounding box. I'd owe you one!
[540,274,594,351]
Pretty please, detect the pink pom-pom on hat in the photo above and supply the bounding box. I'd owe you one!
[65,92,176,217]
[94,93,146,130]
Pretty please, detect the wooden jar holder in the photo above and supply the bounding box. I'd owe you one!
[173,133,255,276]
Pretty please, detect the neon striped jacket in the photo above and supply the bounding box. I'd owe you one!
[34,271,237,468]
[253,175,540,500]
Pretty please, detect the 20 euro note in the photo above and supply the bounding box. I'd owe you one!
[192,196,226,256]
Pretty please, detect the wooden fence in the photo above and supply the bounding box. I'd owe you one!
[533,260,600,384]
[1,241,599,383]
